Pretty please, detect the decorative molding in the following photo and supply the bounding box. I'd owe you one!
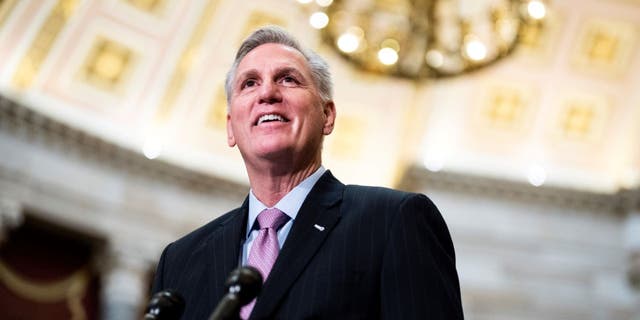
[12,0,79,88]
[0,94,247,198]
[122,0,167,15]
[79,36,136,93]
[0,0,19,29]
[2,93,638,215]
[154,0,222,122]
[400,165,640,214]
[571,16,638,78]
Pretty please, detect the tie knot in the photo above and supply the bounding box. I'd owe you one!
[257,208,289,230]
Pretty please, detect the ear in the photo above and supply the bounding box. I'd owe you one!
[322,101,336,135]
[226,114,236,147]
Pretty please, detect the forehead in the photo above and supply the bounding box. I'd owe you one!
[236,43,311,76]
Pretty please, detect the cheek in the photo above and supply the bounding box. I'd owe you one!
[230,95,253,111]
[292,94,323,115]
[228,113,249,138]
[229,103,250,121]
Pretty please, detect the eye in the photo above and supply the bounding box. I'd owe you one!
[279,75,299,86]
[241,79,258,89]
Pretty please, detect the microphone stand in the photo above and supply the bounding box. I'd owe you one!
[143,290,185,320]
[209,266,263,320]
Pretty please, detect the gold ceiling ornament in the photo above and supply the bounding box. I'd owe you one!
[298,0,548,79]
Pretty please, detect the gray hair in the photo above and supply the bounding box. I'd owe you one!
[224,25,333,106]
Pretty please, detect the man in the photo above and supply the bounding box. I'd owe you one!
[152,26,463,319]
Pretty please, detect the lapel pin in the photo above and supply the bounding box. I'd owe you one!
[314,224,325,231]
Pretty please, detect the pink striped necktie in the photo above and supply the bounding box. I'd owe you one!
[240,208,290,319]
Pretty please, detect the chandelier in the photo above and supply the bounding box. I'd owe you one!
[298,0,547,79]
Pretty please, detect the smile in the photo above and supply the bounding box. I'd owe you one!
[256,114,289,126]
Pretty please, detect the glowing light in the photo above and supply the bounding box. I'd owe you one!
[464,39,487,61]
[377,47,398,65]
[316,0,333,7]
[309,12,329,29]
[425,49,444,68]
[527,0,546,20]
[527,165,546,187]
[297,0,313,4]
[337,33,360,53]
[424,156,445,172]
[143,139,163,159]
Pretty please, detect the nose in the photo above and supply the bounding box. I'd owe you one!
[258,81,283,104]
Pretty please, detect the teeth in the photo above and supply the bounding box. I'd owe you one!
[257,114,286,125]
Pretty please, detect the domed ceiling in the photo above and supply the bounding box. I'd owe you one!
[0,0,638,193]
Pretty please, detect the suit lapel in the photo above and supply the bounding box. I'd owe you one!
[205,197,249,307]
[250,171,344,318]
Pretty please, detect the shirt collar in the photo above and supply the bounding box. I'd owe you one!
[247,166,326,236]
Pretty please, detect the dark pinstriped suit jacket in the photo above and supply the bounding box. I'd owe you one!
[152,171,463,319]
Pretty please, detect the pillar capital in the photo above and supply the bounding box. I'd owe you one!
[0,197,23,243]
[99,243,152,320]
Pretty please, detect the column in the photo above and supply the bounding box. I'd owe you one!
[0,197,23,244]
[625,210,640,291]
[100,246,150,320]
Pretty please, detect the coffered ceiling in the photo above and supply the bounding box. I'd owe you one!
[0,0,638,192]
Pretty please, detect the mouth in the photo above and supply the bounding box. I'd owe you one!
[255,113,290,126]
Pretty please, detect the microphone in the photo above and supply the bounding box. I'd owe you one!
[209,266,263,320]
[143,290,185,320]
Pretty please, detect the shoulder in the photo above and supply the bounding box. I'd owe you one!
[164,207,243,258]
[344,184,437,212]
[342,185,446,239]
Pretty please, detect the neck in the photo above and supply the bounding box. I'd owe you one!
[246,159,321,207]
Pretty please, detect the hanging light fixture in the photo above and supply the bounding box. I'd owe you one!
[298,0,547,79]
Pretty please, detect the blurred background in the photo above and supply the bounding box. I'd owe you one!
[0,0,639,319]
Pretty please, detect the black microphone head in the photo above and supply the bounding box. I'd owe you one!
[225,266,263,305]
[144,290,185,320]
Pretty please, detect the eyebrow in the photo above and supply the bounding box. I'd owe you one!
[235,69,260,87]
[276,67,302,77]
[273,67,305,81]
[235,66,308,87]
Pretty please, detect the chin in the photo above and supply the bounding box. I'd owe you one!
[253,144,295,159]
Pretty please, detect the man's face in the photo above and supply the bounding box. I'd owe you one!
[227,43,335,165]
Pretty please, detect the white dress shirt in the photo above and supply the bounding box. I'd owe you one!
[241,166,326,265]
